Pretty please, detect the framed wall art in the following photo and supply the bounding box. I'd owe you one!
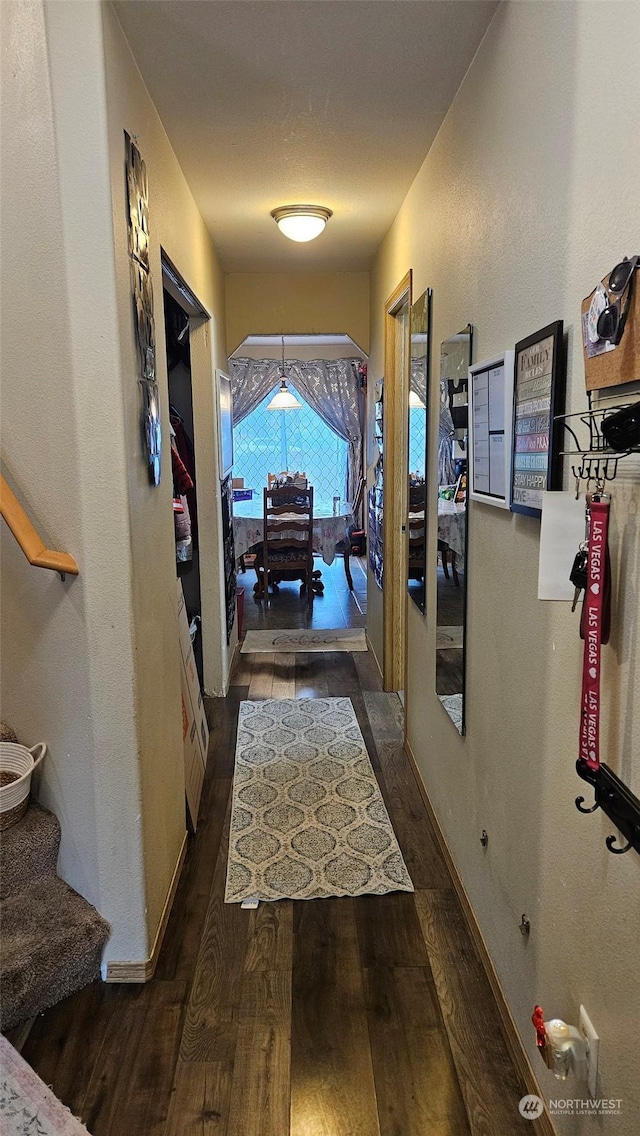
[468,352,514,509]
[125,131,161,486]
[510,321,565,518]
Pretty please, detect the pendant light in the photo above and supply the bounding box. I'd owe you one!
[409,390,426,409]
[270,204,333,243]
[266,337,302,411]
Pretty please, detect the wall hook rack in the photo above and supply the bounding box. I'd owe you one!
[556,393,640,486]
[575,759,640,856]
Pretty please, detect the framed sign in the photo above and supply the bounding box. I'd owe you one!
[510,322,565,518]
[468,352,514,509]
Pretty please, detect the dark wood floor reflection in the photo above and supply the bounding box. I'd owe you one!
[21,644,531,1135]
[436,563,465,696]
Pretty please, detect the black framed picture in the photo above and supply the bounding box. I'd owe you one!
[510,321,565,518]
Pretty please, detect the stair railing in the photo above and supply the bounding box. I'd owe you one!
[0,474,79,580]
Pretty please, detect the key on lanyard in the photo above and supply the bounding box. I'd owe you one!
[569,545,588,612]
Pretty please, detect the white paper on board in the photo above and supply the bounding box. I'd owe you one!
[489,432,506,498]
[538,491,586,601]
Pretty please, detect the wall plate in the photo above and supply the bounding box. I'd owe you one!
[579,1004,600,1097]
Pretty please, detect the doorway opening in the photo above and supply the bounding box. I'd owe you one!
[162,258,208,686]
[228,334,367,634]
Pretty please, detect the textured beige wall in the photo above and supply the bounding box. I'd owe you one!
[226,272,370,355]
[1,0,231,965]
[102,0,231,949]
[369,2,640,1130]
[103,1,232,706]
[0,0,147,961]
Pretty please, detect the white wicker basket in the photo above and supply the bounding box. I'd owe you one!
[0,742,47,830]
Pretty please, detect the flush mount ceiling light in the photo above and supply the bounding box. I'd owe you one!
[266,337,302,410]
[270,204,333,243]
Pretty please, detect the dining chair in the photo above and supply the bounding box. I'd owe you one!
[336,475,365,590]
[256,485,315,602]
[408,483,426,583]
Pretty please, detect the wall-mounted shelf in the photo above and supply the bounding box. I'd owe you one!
[556,394,640,485]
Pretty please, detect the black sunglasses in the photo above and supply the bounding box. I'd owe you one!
[596,255,639,345]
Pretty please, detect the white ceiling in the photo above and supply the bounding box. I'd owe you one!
[114,0,498,272]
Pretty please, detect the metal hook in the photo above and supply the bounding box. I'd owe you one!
[605,833,633,855]
[575,795,600,815]
[603,456,619,482]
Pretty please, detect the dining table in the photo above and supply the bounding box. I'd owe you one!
[437,499,466,559]
[232,494,355,589]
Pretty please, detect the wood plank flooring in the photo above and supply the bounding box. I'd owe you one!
[20,641,533,1136]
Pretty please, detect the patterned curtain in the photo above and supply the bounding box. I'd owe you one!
[229,357,363,506]
[438,379,456,486]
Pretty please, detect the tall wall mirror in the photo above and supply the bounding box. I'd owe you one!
[435,324,473,734]
[407,289,432,611]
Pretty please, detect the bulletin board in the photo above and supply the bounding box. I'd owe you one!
[582,266,640,392]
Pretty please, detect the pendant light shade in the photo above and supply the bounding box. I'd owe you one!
[409,390,426,409]
[271,204,333,243]
[266,337,302,410]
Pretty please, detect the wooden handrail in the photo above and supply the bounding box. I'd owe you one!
[0,474,79,577]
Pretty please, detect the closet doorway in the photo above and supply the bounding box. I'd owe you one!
[162,256,209,687]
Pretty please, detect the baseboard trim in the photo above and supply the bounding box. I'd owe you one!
[226,637,242,693]
[404,738,557,1136]
[365,632,384,683]
[105,831,188,983]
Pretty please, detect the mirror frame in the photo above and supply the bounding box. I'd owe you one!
[435,323,473,735]
[407,289,433,613]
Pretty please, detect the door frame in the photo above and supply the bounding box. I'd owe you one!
[382,270,412,692]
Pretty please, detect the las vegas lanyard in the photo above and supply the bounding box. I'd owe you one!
[579,493,610,772]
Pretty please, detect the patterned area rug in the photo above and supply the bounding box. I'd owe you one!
[0,1035,90,1135]
[439,693,463,732]
[241,628,367,653]
[225,698,413,902]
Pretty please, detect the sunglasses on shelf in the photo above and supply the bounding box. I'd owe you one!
[596,254,639,346]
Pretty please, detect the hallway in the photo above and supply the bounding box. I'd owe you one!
[22,646,530,1136]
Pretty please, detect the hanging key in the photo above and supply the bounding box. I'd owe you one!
[570,545,588,612]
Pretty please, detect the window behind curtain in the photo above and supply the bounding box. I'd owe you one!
[233,385,348,512]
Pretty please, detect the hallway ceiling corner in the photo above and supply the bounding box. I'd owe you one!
[114,0,498,273]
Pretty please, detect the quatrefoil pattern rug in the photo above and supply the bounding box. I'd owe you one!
[225,698,413,903]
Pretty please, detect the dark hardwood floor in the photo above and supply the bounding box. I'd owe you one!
[239,554,367,632]
[20,587,532,1135]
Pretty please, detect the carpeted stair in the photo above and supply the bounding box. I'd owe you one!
[0,802,110,1031]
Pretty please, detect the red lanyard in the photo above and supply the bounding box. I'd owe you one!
[579,496,610,772]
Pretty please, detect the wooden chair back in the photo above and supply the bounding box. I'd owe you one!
[408,484,426,570]
[262,485,314,587]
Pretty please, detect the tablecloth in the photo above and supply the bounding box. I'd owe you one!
[437,501,466,558]
[233,506,352,567]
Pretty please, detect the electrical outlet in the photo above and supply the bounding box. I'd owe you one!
[579,1005,600,1097]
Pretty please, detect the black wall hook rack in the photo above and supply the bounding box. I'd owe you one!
[575,759,640,856]
[556,393,640,486]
